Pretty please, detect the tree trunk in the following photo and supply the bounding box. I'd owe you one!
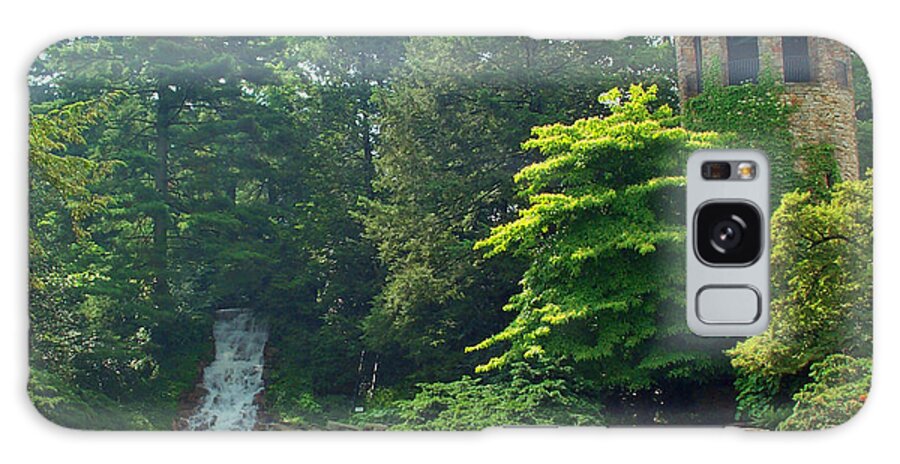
[151,84,172,309]
[361,111,376,199]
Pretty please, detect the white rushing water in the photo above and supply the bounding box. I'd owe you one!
[187,308,268,431]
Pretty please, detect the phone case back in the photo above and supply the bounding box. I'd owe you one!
[27,36,872,431]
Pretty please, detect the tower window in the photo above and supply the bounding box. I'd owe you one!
[727,37,760,85]
[836,60,849,87]
[783,37,811,83]
[693,36,703,94]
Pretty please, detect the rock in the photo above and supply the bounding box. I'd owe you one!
[326,420,361,431]
[361,423,389,431]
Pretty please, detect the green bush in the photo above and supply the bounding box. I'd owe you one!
[779,354,871,430]
[28,368,170,430]
[728,178,873,429]
[357,364,605,430]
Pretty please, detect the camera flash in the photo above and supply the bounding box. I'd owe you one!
[737,162,756,180]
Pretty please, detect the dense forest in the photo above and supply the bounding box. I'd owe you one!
[28,36,872,430]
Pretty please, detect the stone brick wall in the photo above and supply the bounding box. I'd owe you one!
[674,37,700,98]
[675,36,859,180]
[758,37,783,77]
[783,82,859,181]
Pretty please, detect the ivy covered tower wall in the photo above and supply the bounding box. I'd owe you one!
[675,36,859,180]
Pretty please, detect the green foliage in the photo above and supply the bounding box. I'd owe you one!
[778,354,871,430]
[28,368,171,430]
[851,51,873,177]
[728,177,873,428]
[30,37,292,426]
[28,93,178,413]
[850,51,872,179]
[683,60,798,198]
[254,38,403,413]
[729,369,796,429]
[795,144,842,200]
[362,37,679,384]
[31,37,387,427]
[857,120,873,177]
[29,93,122,237]
[266,389,325,428]
[357,363,604,430]
[28,36,872,431]
[852,52,872,121]
[470,85,725,392]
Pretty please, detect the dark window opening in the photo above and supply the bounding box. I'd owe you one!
[694,36,703,94]
[727,37,760,85]
[836,60,849,87]
[783,37,811,83]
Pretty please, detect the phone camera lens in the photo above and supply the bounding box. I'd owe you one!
[695,202,762,265]
[711,218,743,251]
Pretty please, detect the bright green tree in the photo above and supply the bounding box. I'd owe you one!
[469,85,724,394]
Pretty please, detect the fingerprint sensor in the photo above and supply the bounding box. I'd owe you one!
[696,286,761,324]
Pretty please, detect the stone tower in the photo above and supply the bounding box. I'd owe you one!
[675,36,859,180]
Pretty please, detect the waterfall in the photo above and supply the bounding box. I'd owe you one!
[187,308,268,431]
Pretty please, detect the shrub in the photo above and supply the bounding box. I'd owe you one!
[359,363,605,430]
[778,354,871,430]
[728,178,872,428]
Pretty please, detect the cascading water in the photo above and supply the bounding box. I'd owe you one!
[187,308,268,431]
